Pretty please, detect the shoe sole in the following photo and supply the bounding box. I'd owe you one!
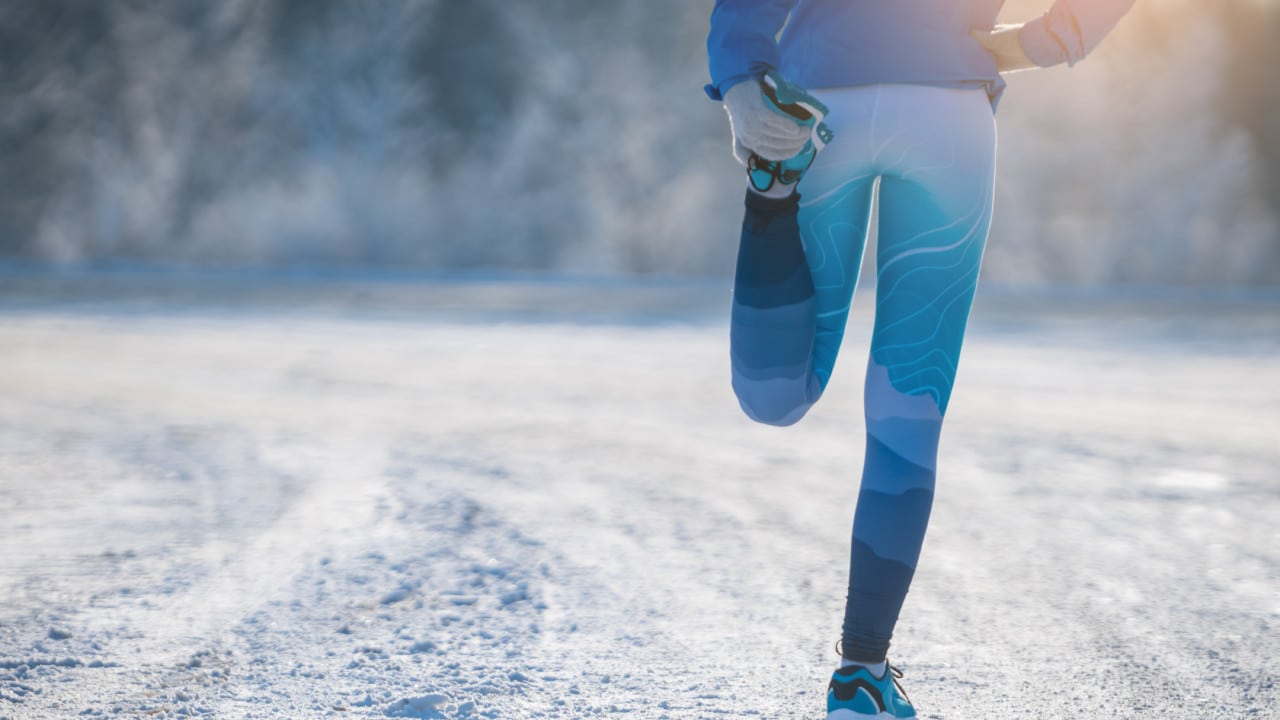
[826,710,917,720]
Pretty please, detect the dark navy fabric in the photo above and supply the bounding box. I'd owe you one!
[734,192,811,308]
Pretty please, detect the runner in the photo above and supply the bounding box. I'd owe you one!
[707,2,1136,717]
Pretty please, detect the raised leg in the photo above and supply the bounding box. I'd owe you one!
[729,171,875,426]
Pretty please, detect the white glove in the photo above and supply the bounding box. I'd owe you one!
[722,79,811,165]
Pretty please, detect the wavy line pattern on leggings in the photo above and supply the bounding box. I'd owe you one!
[728,84,995,661]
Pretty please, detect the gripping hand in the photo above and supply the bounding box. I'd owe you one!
[722,78,812,165]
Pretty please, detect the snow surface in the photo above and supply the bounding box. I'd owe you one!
[0,272,1277,719]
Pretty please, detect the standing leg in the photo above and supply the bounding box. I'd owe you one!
[839,85,996,665]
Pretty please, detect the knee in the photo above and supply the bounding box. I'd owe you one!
[739,397,809,427]
[863,361,946,470]
[732,373,818,427]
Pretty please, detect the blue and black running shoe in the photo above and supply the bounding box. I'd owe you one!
[747,70,835,194]
[826,662,917,720]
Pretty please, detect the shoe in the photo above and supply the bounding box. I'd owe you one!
[746,70,834,195]
[826,662,917,720]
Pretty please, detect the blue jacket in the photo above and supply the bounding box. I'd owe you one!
[705,0,1136,104]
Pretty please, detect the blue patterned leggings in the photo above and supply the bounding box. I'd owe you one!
[730,84,996,662]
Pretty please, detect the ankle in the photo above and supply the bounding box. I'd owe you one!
[840,657,888,678]
[748,180,798,200]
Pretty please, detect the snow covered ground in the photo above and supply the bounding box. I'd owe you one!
[0,272,1276,719]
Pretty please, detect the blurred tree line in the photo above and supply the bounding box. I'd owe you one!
[1224,0,1280,238]
[0,0,1276,285]
[991,0,1280,285]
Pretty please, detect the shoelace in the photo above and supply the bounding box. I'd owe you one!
[888,664,912,707]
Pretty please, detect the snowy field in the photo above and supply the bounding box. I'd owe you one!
[0,272,1277,719]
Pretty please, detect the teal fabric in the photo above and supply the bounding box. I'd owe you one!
[730,84,995,661]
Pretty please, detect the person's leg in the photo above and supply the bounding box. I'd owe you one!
[729,190,821,426]
[839,85,996,665]
[730,88,877,426]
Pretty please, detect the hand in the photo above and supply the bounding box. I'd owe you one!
[722,79,811,165]
[971,24,1037,73]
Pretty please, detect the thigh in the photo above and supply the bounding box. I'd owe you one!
[798,176,875,312]
[797,87,881,304]
[870,87,996,415]
[795,87,881,387]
